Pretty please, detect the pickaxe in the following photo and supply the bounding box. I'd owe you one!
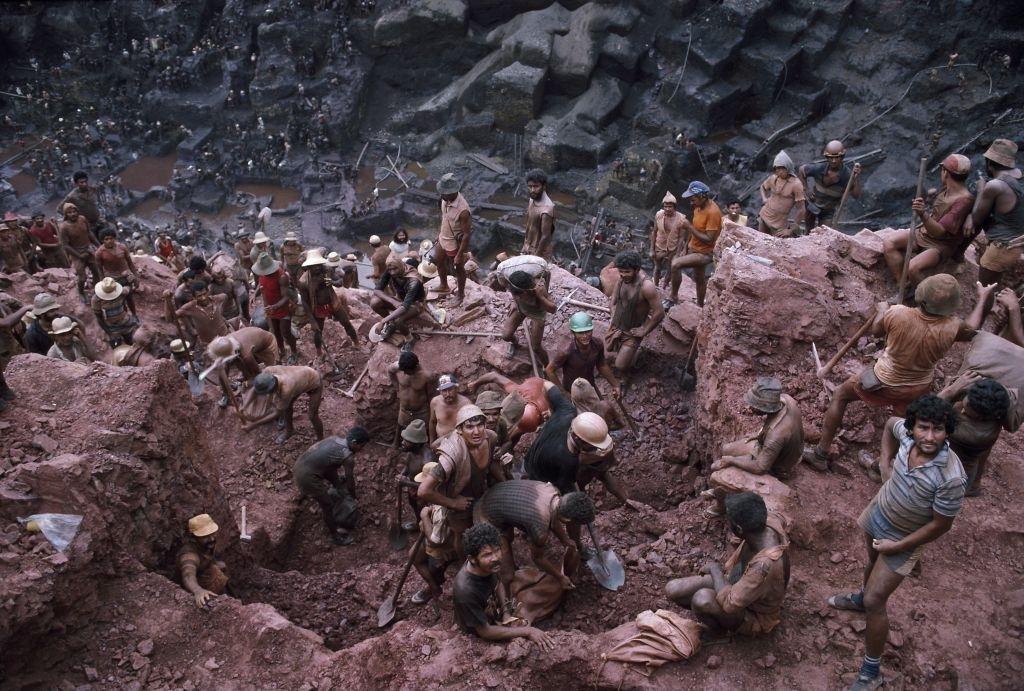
[555,287,580,312]
[566,298,611,314]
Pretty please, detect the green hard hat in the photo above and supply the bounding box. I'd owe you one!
[569,311,594,333]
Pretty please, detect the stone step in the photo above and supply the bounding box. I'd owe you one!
[766,11,810,41]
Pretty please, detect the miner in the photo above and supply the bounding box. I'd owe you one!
[882,154,973,290]
[155,231,185,272]
[27,212,67,268]
[468,372,552,451]
[46,316,95,363]
[970,138,1024,285]
[608,250,664,373]
[242,365,324,443]
[704,378,804,516]
[396,419,432,523]
[205,328,279,409]
[208,267,247,327]
[428,374,472,444]
[92,277,139,348]
[0,213,28,274]
[434,173,472,306]
[669,181,723,307]
[280,231,305,283]
[522,169,556,260]
[546,312,620,396]
[829,396,965,691]
[803,275,977,471]
[726,200,748,227]
[451,523,556,650]
[368,234,388,278]
[758,151,806,236]
[178,513,229,608]
[293,427,370,546]
[569,377,624,433]
[299,249,359,366]
[174,281,230,350]
[798,140,862,231]
[58,203,100,301]
[63,170,102,230]
[252,252,298,364]
[388,350,434,431]
[371,254,428,341]
[666,492,789,637]
[487,253,553,361]
[0,295,32,412]
[389,228,411,258]
[249,230,277,264]
[650,191,685,287]
[234,228,254,279]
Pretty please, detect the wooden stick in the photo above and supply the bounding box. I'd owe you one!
[522,323,541,378]
[354,141,370,170]
[411,330,502,337]
[386,154,409,189]
[817,315,876,380]
[832,166,858,226]
[342,359,372,398]
[566,298,611,313]
[896,157,928,303]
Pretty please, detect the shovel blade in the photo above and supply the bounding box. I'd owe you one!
[388,523,406,551]
[680,372,696,391]
[376,596,397,628]
[587,549,625,591]
[188,371,205,397]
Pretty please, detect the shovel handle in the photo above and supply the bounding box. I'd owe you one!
[391,533,425,601]
[585,522,608,571]
[817,314,875,379]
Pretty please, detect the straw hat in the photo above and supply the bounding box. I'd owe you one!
[369,234,382,246]
[283,231,299,243]
[418,259,438,279]
[170,338,190,353]
[188,513,219,537]
[207,335,239,359]
[419,239,434,254]
[94,277,124,301]
[744,377,784,414]
[253,231,270,244]
[32,292,60,316]
[302,248,327,267]
[345,253,357,262]
[401,419,428,444]
[437,173,461,195]
[325,251,342,268]
[50,316,75,334]
[251,252,281,276]
[413,462,438,483]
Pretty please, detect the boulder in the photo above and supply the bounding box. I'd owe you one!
[485,4,571,68]
[484,62,546,130]
[373,0,467,48]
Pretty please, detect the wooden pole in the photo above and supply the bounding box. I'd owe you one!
[895,157,928,303]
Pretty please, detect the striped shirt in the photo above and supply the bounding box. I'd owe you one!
[875,419,966,535]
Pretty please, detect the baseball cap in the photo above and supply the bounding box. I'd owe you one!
[438,374,458,391]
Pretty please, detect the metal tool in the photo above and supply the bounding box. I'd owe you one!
[612,393,642,441]
[584,522,625,591]
[342,359,372,399]
[555,287,580,312]
[816,315,876,383]
[377,533,425,627]
[680,335,699,391]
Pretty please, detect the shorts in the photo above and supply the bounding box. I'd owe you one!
[915,230,959,261]
[979,241,1023,272]
[606,327,641,354]
[849,368,931,415]
[266,306,290,320]
[313,303,334,320]
[857,498,924,577]
[69,251,94,276]
[653,248,676,262]
[398,405,429,427]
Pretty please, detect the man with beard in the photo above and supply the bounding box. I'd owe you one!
[434,173,472,306]
[174,281,230,351]
[522,169,556,260]
[608,250,664,374]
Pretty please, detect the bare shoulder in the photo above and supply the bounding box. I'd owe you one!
[640,279,659,298]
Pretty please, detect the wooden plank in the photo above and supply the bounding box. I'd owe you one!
[466,153,509,175]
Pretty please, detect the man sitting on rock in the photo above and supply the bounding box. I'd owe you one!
[665,492,789,636]
[452,522,555,651]
[371,254,427,342]
[178,513,228,608]
[803,274,978,471]
[293,427,370,546]
[428,374,471,444]
[607,250,664,374]
[704,377,803,516]
[242,366,324,443]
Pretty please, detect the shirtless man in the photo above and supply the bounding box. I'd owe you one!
[499,268,555,364]
[96,228,142,314]
[970,138,1024,285]
[208,267,247,327]
[650,191,685,288]
[389,351,434,431]
[205,327,279,408]
[233,228,254,280]
[243,365,324,443]
[758,151,805,237]
[607,250,664,373]
[468,372,552,450]
[522,169,556,261]
[299,249,359,366]
[368,235,388,279]
[799,140,862,232]
[669,181,723,307]
[59,203,100,301]
[882,154,973,289]
[434,173,472,306]
[428,374,472,444]
[280,231,305,283]
[174,281,230,351]
[0,216,29,274]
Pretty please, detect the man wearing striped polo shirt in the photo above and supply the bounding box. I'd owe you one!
[828,394,966,691]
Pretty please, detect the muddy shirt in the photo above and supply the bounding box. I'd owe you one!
[915,190,974,252]
[653,209,685,255]
[873,306,961,387]
[716,516,789,634]
[755,394,804,479]
[234,239,254,268]
[95,242,133,277]
[439,193,471,254]
[473,480,559,545]
[0,229,27,271]
[523,192,555,259]
[453,562,498,634]
[177,540,227,595]
[263,365,322,410]
[758,175,805,230]
[524,387,579,493]
[985,174,1024,243]
[293,436,352,492]
[63,187,100,225]
[802,162,851,213]
[552,337,606,391]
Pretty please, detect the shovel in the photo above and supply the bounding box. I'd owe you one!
[680,335,699,391]
[387,482,406,551]
[584,522,625,591]
[377,533,425,628]
[170,311,205,397]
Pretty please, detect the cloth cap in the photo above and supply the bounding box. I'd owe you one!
[50,316,75,334]
[662,190,677,205]
[283,231,299,242]
[570,378,600,414]
[744,377,784,413]
[437,374,458,391]
[368,234,382,246]
[253,372,278,394]
[170,338,190,353]
[251,252,281,276]
[983,138,1018,169]
[253,231,270,244]
[94,277,124,301]
[500,392,527,431]
[772,150,795,174]
[413,462,438,483]
[32,292,59,316]
[456,404,486,427]
[401,419,428,444]
[571,411,613,452]
[188,513,219,537]
[915,273,962,316]
[569,311,594,333]
[475,390,504,411]
[940,154,971,176]
[681,180,711,198]
[302,248,327,267]
[437,173,461,195]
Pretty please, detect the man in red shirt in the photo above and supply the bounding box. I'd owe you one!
[252,252,298,364]
[27,212,67,268]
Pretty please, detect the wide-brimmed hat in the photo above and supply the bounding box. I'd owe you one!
[207,335,239,359]
[345,253,357,262]
[50,316,75,334]
[983,138,1018,169]
[456,404,485,427]
[437,173,461,195]
[438,374,458,391]
[326,251,342,268]
[188,513,219,537]
[418,259,438,279]
[369,234,382,246]
[915,273,962,316]
[744,376,784,413]
[401,419,428,444]
[413,461,438,483]
[419,239,434,254]
[475,390,504,411]
[302,248,327,267]
[253,231,270,244]
[170,338,190,353]
[251,252,281,276]
[32,292,60,316]
[283,231,299,242]
[94,277,124,301]
[3,211,19,223]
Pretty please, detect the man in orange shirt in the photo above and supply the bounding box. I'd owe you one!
[669,181,723,307]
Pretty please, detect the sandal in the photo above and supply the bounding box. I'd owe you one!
[848,674,884,690]
[828,591,865,612]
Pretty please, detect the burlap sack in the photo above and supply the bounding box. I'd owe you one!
[709,466,793,529]
[600,609,702,677]
[508,548,580,624]
[956,331,1024,390]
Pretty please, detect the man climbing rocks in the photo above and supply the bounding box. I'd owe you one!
[59,203,100,301]
[428,374,472,444]
[666,492,789,636]
[205,328,279,408]
[608,250,664,373]
[799,140,862,231]
[242,366,324,443]
[669,181,723,307]
[522,169,556,261]
[0,294,31,412]
[293,427,370,546]
[650,191,685,288]
[252,252,298,364]
[705,377,803,515]
[28,212,67,269]
[546,311,620,396]
[389,351,434,430]
[468,372,552,449]
[452,523,555,649]
[971,138,1024,285]
[96,228,141,292]
[829,396,965,691]
[299,249,359,367]
[758,151,805,237]
[177,513,228,608]
[435,173,472,306]
[93,277,139,348]
[803,274,977,471]
[882,154,973,289]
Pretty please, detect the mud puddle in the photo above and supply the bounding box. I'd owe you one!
[120,154,177,191]
[236,183,300,210]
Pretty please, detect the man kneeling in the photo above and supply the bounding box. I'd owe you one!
[453,523,555,650]
[665,493,789,635]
